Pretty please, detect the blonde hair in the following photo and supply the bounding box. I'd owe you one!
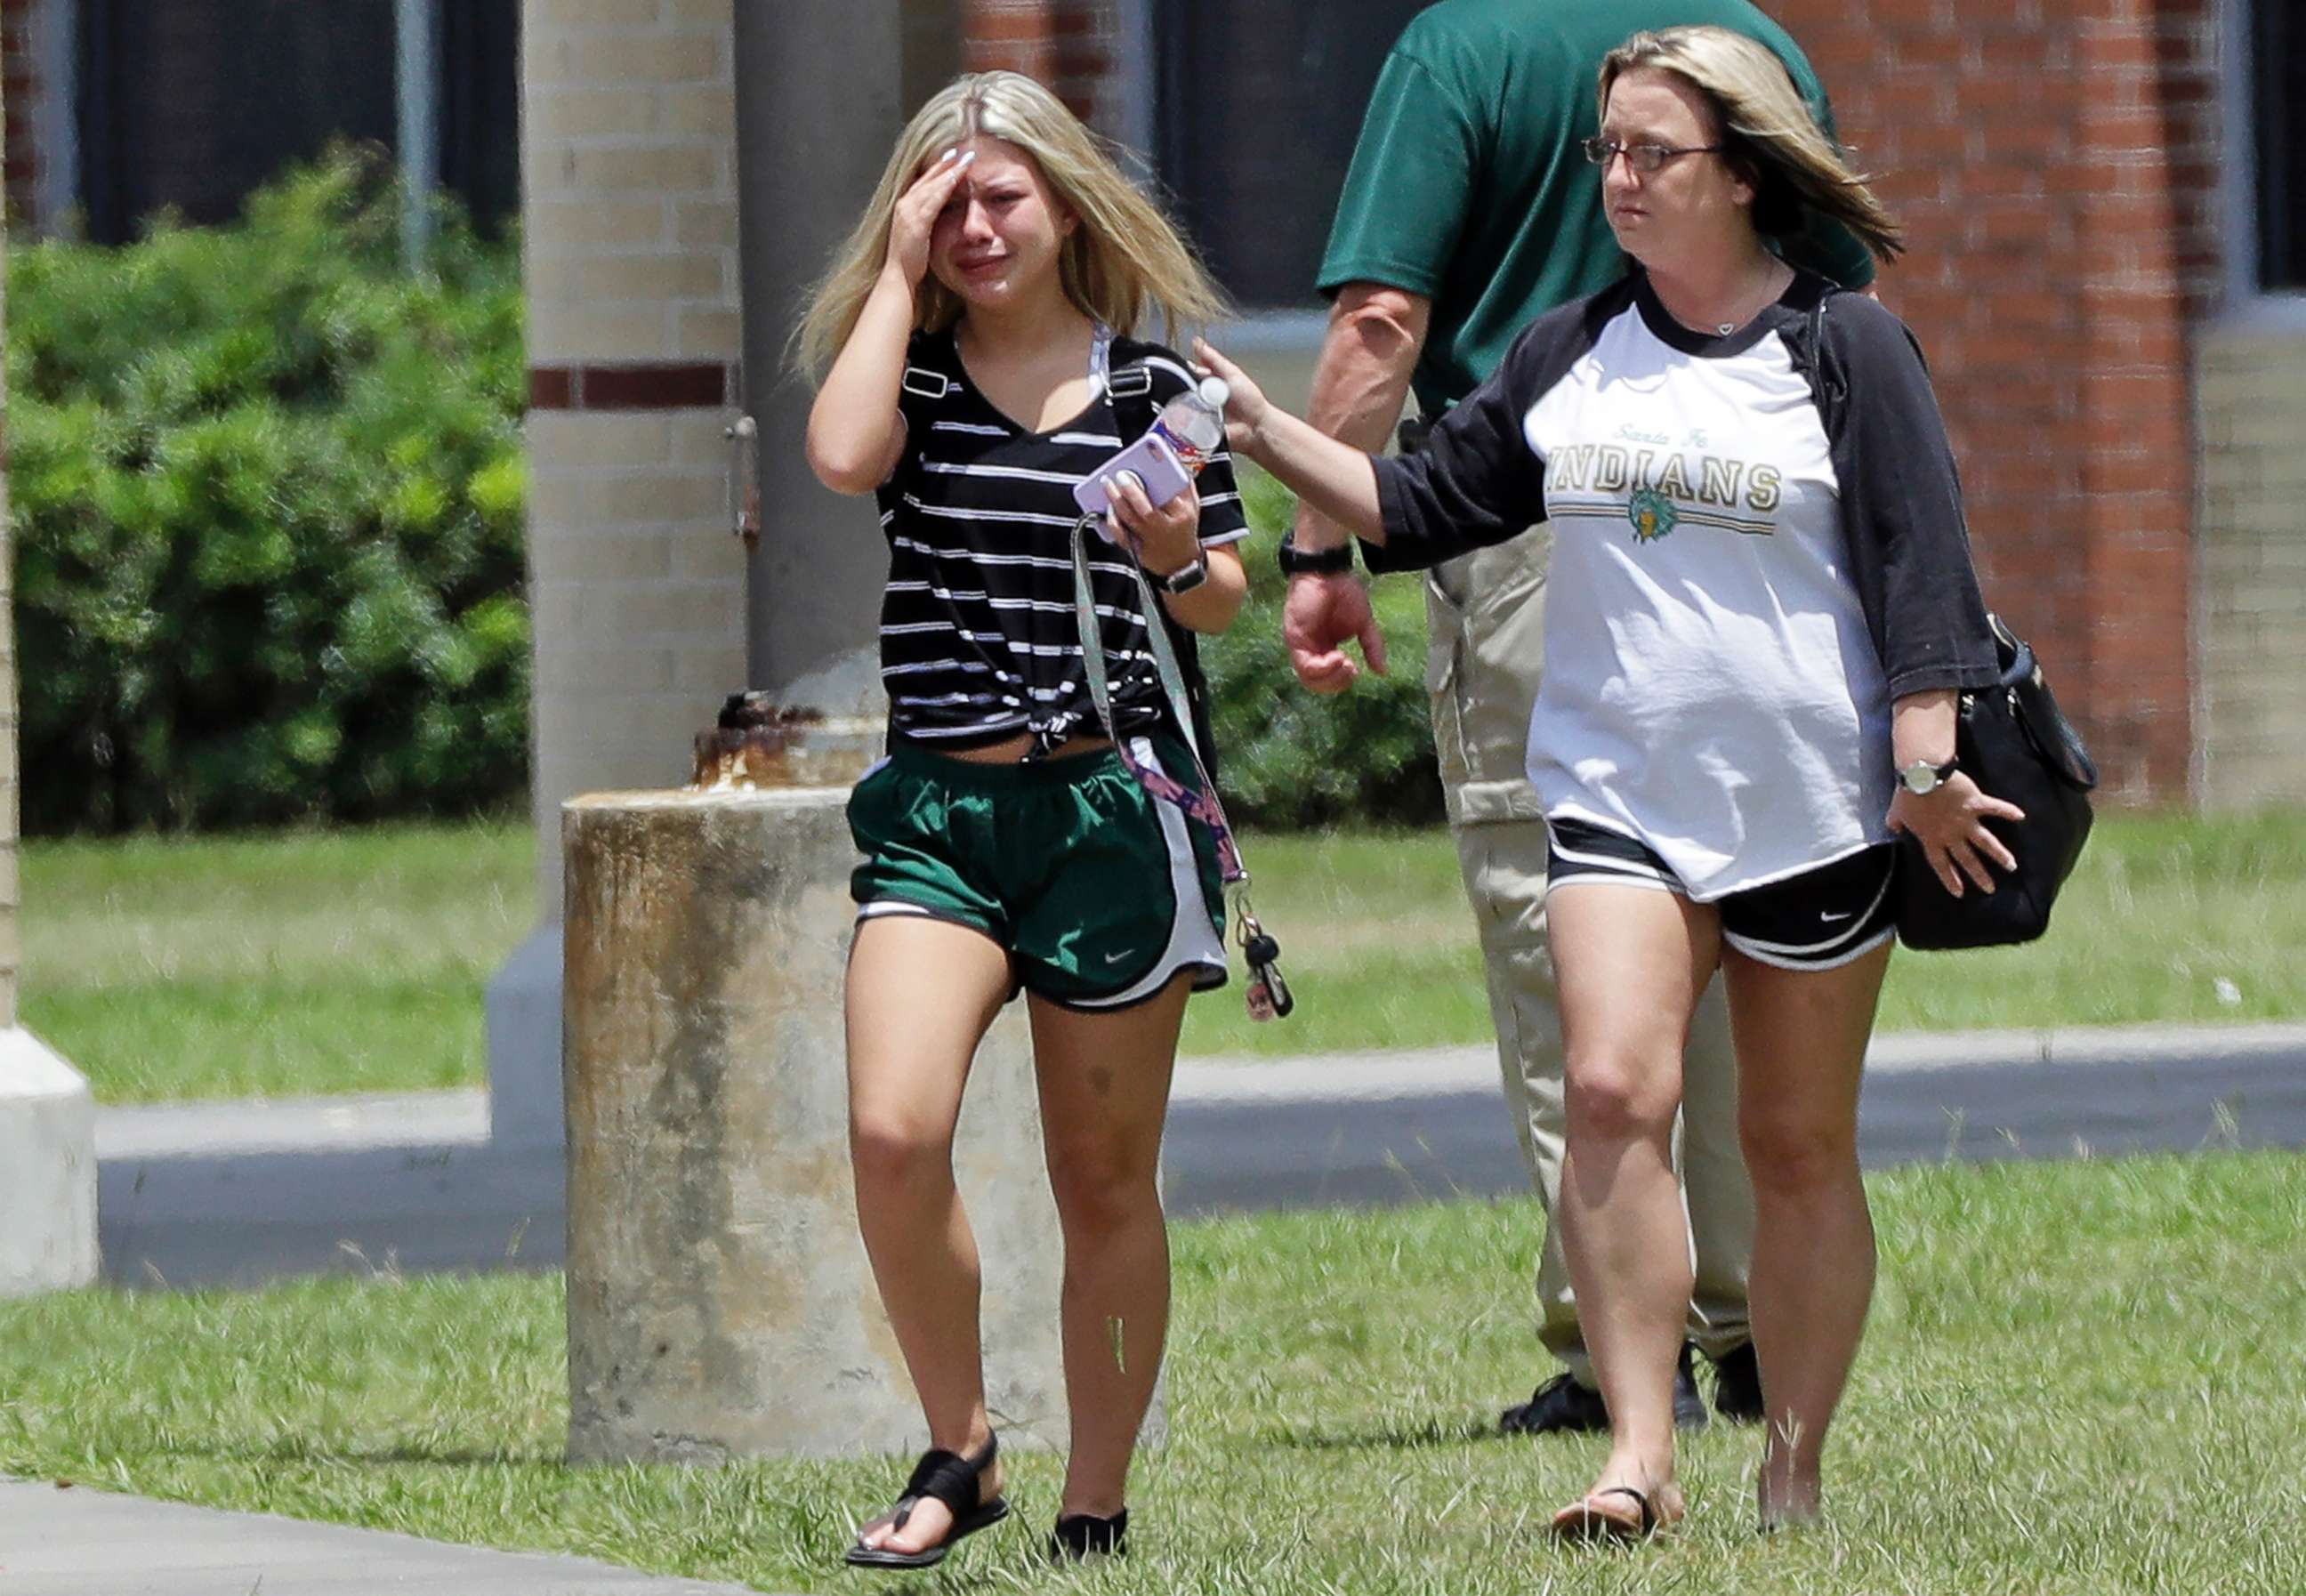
[1599,28,1905,263]
[796,72,1230,375]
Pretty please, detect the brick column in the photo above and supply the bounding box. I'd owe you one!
[2070,0,2201,798]
[2183,5,2306,808]
[1766,0,2213,802]
[520,0,745,917]
[489,0,746,1148]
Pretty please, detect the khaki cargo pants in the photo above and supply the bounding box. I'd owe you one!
[1425,531,1754,1383]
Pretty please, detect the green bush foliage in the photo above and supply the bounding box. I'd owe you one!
[1205,472,1443,828]
[10,156,527,834]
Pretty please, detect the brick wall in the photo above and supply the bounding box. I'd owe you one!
[1765,0,2218,802]
[2151,0,2224,320]
[520,0,746,917]
[962,0,1121,131]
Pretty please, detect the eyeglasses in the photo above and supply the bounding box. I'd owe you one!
[1582,136,1727,174]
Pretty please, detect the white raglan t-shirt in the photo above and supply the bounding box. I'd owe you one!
[1369,273,2001,902]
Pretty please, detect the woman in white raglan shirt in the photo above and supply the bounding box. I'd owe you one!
[1198,26,2022,1541]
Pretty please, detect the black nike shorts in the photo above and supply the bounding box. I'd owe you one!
[1543,816,1898,971]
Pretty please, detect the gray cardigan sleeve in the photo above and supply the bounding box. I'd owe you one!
[1811,293,2001,698]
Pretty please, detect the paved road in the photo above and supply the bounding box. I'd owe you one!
[93,1023,2306,1287]
[1165,1025,2306,1209]
[0,1479,763,1596]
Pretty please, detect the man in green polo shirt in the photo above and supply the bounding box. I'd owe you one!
[1278,0,1877,1437]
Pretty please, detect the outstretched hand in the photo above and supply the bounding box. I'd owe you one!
[1191,339,1270,461]
[1285,571,1387,693]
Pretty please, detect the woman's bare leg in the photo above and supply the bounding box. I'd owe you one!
[1547,883,1720,1525]
[1027,973,1193,1521]
[1722,939,1893,1529]
[846,915,1015,1555]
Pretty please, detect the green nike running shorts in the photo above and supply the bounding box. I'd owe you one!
[846,733,1228,1011]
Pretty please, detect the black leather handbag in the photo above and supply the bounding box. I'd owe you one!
[1895,615,2099,950]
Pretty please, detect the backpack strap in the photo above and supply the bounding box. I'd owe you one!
[899,363,955,403]
[1095,336,1220,778]
[883,336,958,495]
[1103,356,1157,437]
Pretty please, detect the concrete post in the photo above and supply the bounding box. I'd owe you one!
[0,1031,100,1298]
[561,786,1068,1460]
[0,63,98,1298]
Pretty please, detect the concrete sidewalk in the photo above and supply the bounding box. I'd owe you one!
[0,1479,767,1596]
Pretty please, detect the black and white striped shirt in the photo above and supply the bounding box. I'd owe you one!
[874,327,1249,752]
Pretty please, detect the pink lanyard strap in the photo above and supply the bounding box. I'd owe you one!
[1069,509,1294,1020]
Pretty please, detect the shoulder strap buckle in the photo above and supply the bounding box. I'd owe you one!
[900,367,953,401]
[1105,362,1153,399]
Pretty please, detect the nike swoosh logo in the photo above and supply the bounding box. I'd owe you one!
[1103,950,1137,964]
[1819,911,1855,924]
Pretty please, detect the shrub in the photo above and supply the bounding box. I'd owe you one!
[1205,472,1444,828]
[10,154,528,834]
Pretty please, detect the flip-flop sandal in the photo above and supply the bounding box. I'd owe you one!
[845,1435,1011,1569]
[1549,1484,1665,1544]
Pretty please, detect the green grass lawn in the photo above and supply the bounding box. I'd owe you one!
[3,1151,2300,1594]
[22,808,2306,1102]
[20,820,533,1103]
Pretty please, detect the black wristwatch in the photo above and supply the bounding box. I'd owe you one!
[1157,553,1209,595]
[1277,530,1357,576]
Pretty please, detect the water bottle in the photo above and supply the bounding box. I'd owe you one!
[1150,375,1230,476]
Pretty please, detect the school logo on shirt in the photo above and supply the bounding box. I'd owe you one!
[1545,442,1782,544]
[1627,488,1679,543]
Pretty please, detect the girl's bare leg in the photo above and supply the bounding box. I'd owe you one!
[1547,883,1720,1525]
[846,915,1016,1555]
[1722,939,1893,1529]
[1027,973,1194,1520]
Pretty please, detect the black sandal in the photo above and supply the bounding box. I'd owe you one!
[1549,1484,1665,1544]
[1048,1507,1128,1560]
[844,1435,1010,1568]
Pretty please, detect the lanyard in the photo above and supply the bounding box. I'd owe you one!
[1070,511,1293,1021]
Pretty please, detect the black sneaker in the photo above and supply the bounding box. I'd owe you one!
[1710,1341,1764,1423]
[1502,1347,1711,1435]
[1671,1342,1711,1431]
[1501,1371,1609,1435]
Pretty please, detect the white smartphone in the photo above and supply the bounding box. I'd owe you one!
[1072,431,1194,520]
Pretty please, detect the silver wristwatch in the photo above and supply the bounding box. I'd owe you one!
[1899,756,1960,795]
[1157,554,1209,595]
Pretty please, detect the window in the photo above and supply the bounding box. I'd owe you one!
[72,0,518,246]
[2249,0,2302,290]
[1153,0,1430,310]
